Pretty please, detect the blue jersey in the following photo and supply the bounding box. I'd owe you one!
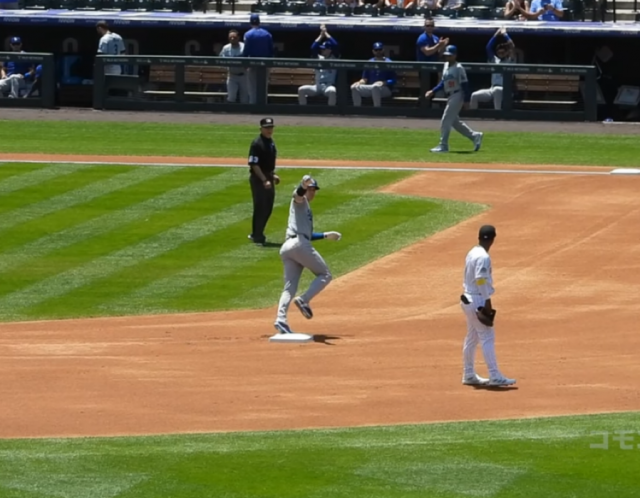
[242,28,274,58]
[4,51,32,77]
[311,36,340,58]
[530,0,563,20]
[416,33,440,62]
[362,58,396,87]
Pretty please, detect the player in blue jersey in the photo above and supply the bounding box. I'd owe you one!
[243,14,274,105]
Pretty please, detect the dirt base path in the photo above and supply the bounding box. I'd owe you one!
[0,157,639,439]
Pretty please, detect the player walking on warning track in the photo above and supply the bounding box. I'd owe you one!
[274,175,342,335]
[460,225,516,387]
[424,45,483,153]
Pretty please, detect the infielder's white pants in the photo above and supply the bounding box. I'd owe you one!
[470,86,503,110]
[351,84,392,107]
[227,73,249,103]
[461,294,502,380]
[0,75,21,98]
[276,237,332,324]
[440,91,476,147]
[298,84,337,106]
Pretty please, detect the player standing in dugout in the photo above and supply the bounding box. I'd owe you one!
[247,117,280,246]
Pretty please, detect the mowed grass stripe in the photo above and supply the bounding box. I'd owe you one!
[0,169,243,275]
[0,170,369,320]
[101,184,392,315]
[0,166,174,235]
[0,163,93,196]
[229,197,484,310]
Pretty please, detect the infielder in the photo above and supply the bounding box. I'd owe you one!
[220,29,249,104]
[274,175,341,334]
[470,28,515,111]
[460,225,516,387]
[96,21,126,75]
[425,45,483,153]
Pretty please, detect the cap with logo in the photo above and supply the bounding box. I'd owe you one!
[319,42,330,50]
[372,42,384,50]
[443,45,457,56]
[250,13,260,23]
[260,117,275,128]
[479,225,496,240]
[10,37,22,45]
[308,179,320,190]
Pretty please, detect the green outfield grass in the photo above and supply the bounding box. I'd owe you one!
[0,162,482,322]
[1,120,639,166]
[0,412,638,498]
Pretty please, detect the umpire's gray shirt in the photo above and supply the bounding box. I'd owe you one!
[285,189,313,240]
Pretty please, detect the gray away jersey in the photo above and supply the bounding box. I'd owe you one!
[285,190,313,240]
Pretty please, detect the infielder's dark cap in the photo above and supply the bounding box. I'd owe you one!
[309,179,320,190]
[479,225,496,240]
[260,117,274,128]
[10,37,22,44]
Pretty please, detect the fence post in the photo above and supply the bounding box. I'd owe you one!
[92,56,105,110]
[502,68,513,117]
[175,63,186,104]
[41,54,55,109]
[336,67,349,113]
[584,67,597,121]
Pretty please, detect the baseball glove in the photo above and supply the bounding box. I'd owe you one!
[476,307,496,327]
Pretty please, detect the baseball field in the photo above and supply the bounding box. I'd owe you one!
[0,111,639,497]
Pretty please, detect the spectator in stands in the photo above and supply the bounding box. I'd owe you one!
[504,0,529,19]
[0,0,19,9]
[220,29,249,104]
[470,27,515,110]
[1,37,36,98]
[351,42,397,107]
[383,0,416,11]
[444,0,466,9]
[298,26,338,106]
[523,0,564,20]
[243,14,274,105]
[96,21,126,75]
[416,0,444,12]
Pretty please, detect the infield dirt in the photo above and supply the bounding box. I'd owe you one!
[0,155,639,438]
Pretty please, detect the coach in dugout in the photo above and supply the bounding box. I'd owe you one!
[242,14,274,105]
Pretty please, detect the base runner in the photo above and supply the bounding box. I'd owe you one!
[274,175,342,334]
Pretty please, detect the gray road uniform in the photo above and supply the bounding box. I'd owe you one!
[276,186,332,327]
[298,54,337,106]
[435,61,477,148]
[220,42,249,104]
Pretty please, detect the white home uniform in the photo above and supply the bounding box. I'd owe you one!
[460,242,514,385]
[98,32,126,75]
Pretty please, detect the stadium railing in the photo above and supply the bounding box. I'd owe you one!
[0,52,56,109]
[93,55,598,121]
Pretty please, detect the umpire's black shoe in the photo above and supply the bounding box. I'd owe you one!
[248,234,266,246]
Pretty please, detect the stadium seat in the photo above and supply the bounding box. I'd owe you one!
[466,6,492,18]
[335,2,352,15]
[491,6,504,17]
[467,0,495,6]
[85,0,102,9]
[61,0,79,9]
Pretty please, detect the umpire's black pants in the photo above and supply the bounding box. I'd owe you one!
[249,175,275,243]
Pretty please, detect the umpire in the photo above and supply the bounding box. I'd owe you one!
[248,117,280,246]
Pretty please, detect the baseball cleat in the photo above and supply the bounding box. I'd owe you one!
[430,145,449,153]
[473,132,484,152]
[462,374,490,386]
[488,376,516,386]
[274,321,293,334]
[293,297,313,319]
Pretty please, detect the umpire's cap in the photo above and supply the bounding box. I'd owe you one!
[10,37,22,45]
[260,117,275,128]
[479,225,496,240]
[443,44,458,56]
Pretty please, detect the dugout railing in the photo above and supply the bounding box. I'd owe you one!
[93,55,598,122]
[0,52,56,109]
